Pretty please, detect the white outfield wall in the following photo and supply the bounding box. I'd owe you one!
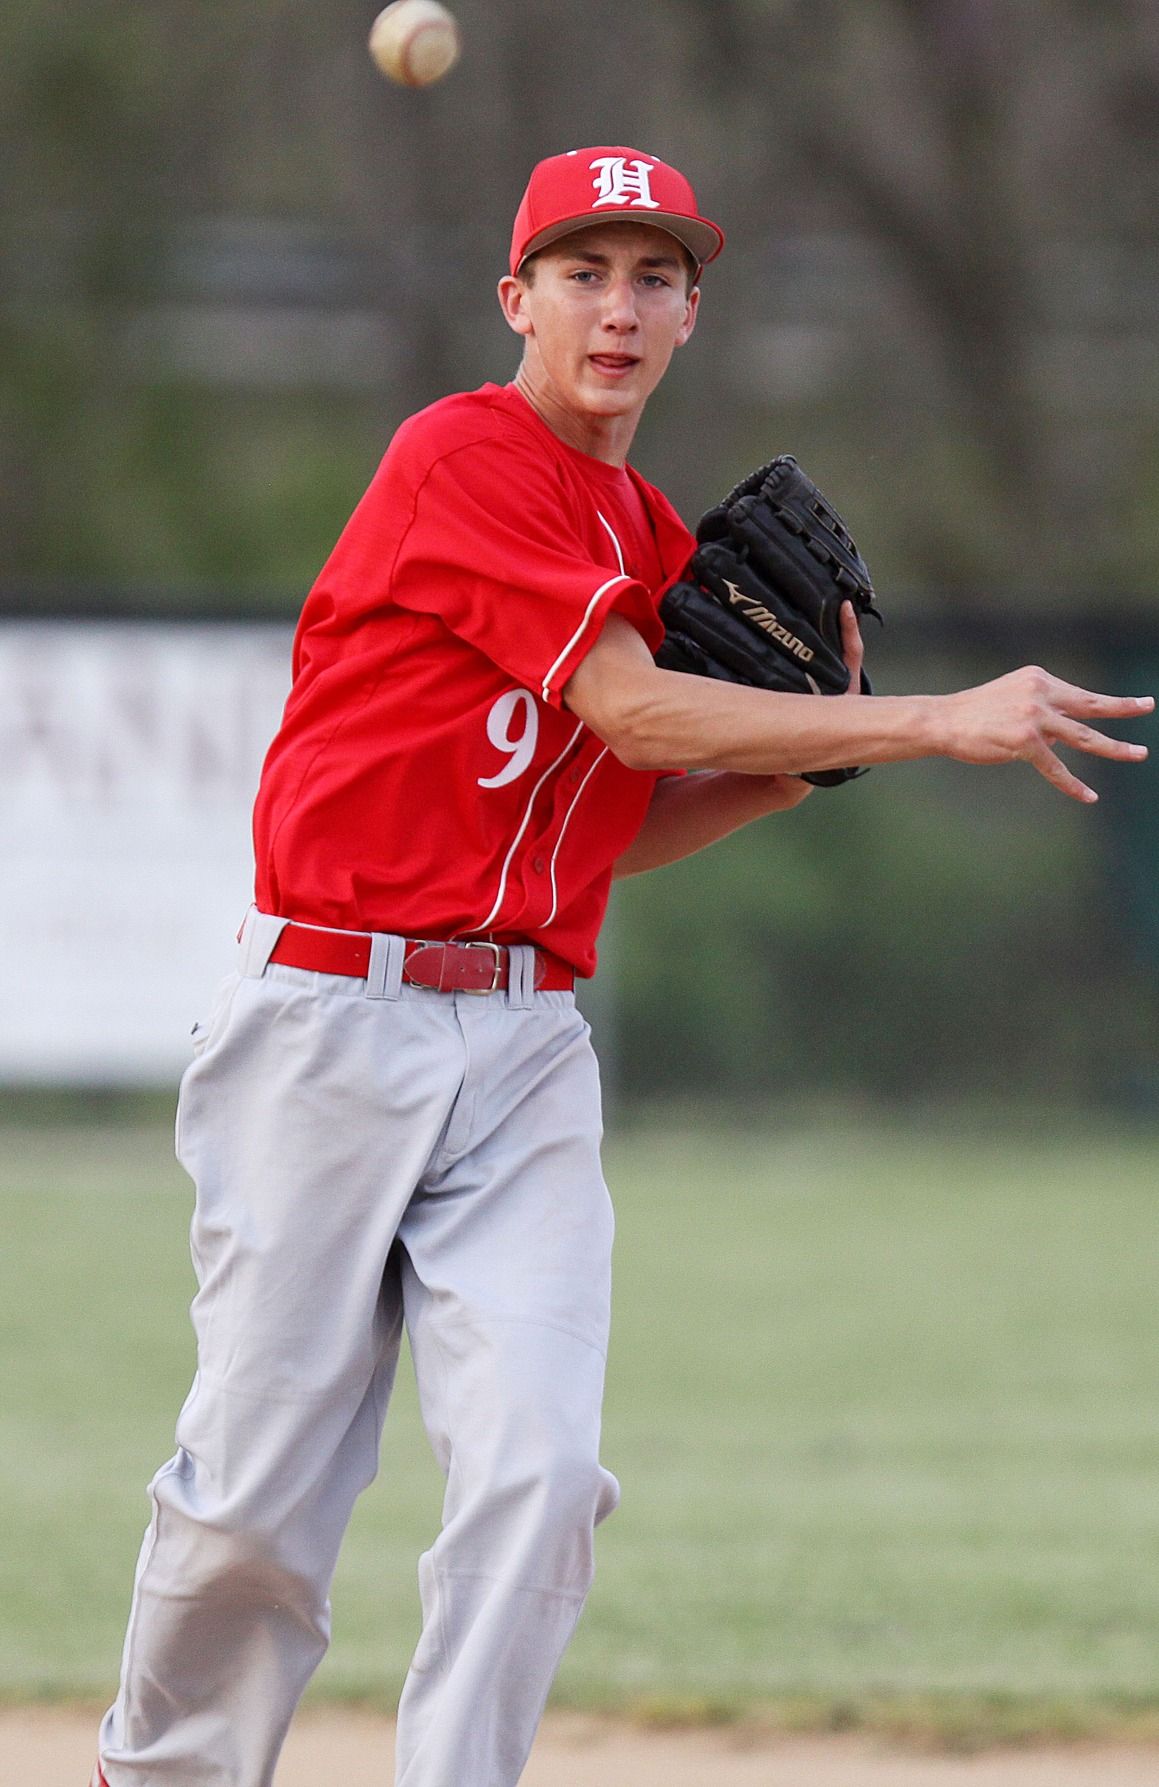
[0,621,293,1084]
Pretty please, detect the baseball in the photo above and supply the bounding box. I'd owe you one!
[368,0,460,87]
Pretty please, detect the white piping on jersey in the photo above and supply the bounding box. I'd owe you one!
[544,746,609,928]
[489,512,623,932]
[596,509,627,575]
[539,511,630,703]
[474,720,587,933]
[540,573,631,703]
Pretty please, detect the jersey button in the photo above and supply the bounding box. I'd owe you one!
[567,766,582,785]
[532,855,546,874]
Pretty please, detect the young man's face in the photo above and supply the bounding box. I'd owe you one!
[499,222,700,429]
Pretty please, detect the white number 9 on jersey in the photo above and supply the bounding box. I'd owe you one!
[477,687,540,789]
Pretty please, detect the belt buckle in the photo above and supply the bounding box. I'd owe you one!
[459,940,503,994]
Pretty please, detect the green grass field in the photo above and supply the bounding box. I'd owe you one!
[3,1112,1159,1742]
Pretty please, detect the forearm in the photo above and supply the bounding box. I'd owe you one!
[640,673,947,774]
[565,612,939,774]
[613,770,813,878]
[565,615,1151,803]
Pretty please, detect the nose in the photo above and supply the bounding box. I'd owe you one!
[600,277,640,333]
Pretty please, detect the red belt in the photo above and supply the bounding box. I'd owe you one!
[268,923,574,994]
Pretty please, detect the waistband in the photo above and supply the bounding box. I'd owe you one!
[263,918,574,996]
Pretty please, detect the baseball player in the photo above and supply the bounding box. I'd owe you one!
[92,146,1150,1787]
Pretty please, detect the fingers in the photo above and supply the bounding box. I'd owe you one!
[1027,740,1098,804]
[840,600,864,691]
[1049,713,1149,762]
[1044,680,1154,722]
[1016,671,1151,798]
[948,667,1152,799]
[1031,711,1148,802]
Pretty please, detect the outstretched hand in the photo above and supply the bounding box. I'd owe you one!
[942,667,1152,803]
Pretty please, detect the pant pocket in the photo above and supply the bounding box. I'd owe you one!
[189,972,242,1059]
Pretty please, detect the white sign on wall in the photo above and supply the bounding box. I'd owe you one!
[0,621,293,1083]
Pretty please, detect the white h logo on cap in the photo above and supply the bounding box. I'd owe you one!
[589,157,660,211]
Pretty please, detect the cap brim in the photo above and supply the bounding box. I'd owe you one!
[516,210,724,274]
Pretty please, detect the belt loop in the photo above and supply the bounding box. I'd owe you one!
[238,909,290,979]
[366,932,405,1000]
[506,944,536,1010]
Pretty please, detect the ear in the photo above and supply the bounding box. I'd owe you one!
[497,275,534,339]
[674,284,700,349]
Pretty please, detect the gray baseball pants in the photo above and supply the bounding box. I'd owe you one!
[97,912,619,1787]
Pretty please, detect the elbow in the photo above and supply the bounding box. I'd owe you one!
[613,728,675,773]
[562,618,692,772]
[595,671,689,771]
[591,705,677,773]
[565,661,682,772]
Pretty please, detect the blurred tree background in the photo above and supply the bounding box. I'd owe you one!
[2,0,1158,1106]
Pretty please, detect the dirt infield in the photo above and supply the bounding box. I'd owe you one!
[11,1708,1159,1786]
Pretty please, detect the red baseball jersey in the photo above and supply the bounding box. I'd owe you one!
[252,382,695,977]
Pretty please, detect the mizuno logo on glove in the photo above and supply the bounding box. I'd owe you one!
[723,581,815,662]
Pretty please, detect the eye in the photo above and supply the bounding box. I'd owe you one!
[570,268,600,284]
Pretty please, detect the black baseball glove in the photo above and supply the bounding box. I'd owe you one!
[656,456,881,786]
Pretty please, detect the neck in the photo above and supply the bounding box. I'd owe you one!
[513,363,638,468]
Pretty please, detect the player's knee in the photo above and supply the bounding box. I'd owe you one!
[174,1519,320,1616]
[150,1466,321,1608]
[546,1455,619,1594]
[529,1451,621,1550]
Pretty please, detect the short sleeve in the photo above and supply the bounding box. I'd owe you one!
[388,433,665,706]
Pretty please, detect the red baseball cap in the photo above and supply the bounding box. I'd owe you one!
[510,146,725,276]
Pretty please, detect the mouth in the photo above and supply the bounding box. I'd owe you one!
[588,353,640,377]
